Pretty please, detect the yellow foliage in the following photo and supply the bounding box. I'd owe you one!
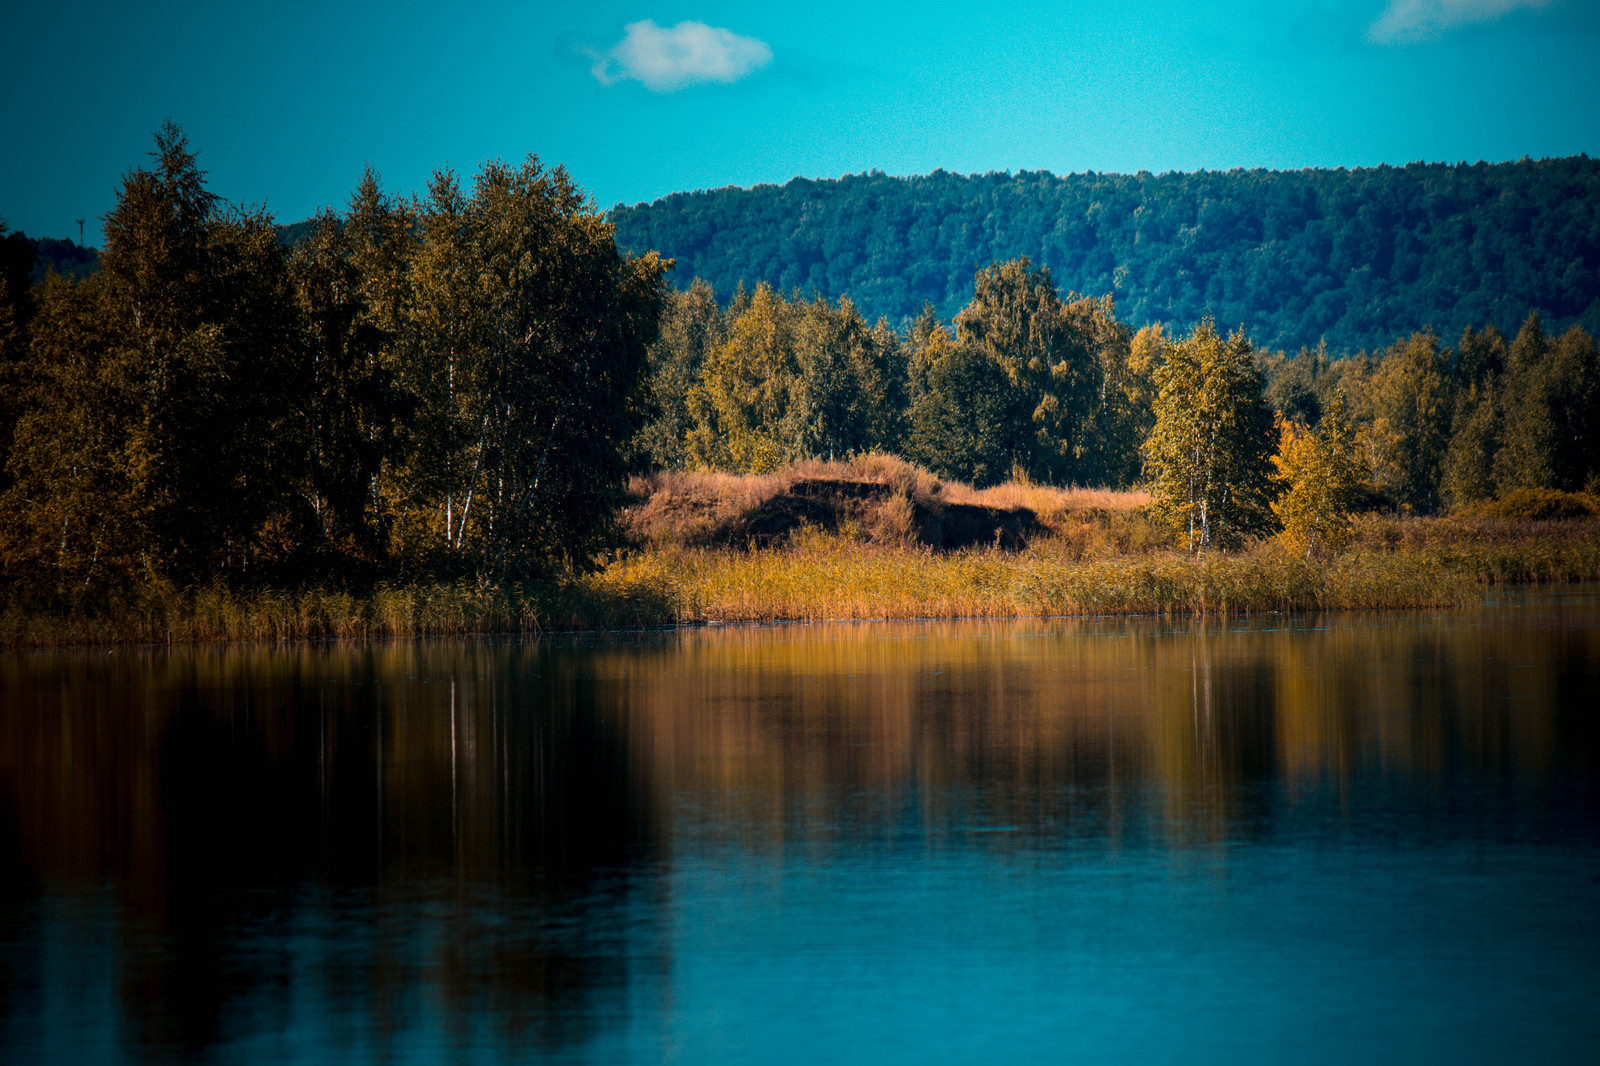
[1272,392,1365,558]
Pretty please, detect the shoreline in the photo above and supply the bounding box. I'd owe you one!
[4,532,1599,649]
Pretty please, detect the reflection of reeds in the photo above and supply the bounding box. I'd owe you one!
[4,526,1598,645]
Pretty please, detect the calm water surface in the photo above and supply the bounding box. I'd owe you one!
[2,588,1598,1064]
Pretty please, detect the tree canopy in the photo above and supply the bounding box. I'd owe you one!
[611,158,1600,354]
[0,127,667,593]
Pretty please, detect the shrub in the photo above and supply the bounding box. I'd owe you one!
[1462,488,1599,520]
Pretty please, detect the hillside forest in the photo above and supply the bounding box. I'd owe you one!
[610,160,1600,355]
[1,128,1598,599]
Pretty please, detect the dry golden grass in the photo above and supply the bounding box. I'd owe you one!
[7,468,1598,646]
[624,454,1149,549]
[7,528,1599,647]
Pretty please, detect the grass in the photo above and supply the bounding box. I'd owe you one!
[5,461,1599,647]
[623,452,1150,549]
[0,575,675,647]
[602,532,1600,625]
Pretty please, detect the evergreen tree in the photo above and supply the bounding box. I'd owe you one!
[289,202,411,566]
[1496,314,1554,491]
[1455,323,1506,387]
[1440,378,1502,509]
[1143,320,1277,551]
[0,274,128,587]
[5,123,306,586]
[1541,325,1599,491]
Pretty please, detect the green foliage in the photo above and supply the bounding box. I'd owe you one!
[288,194,413,567]
[1495,315,1600,493]
[1440,377,1501,509]
[612,158,1600,354]
[687,282,803,472]
[684,283,904,473]
[397,159,669,576]
[633,279,724,470]
[949,259,1136,485]
[1360,330,1454,514]
[1,126,667,593]
[1143,320,1278,551]
[905,327,1014,486]
[900,259,1141,487]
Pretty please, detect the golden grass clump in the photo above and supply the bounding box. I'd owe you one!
[623,455,1150,551]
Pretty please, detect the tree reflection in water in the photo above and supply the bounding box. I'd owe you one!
[0,645,662,1060]
[1,589,1598,1062]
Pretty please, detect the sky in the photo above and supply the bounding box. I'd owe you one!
[2,0,1597,245]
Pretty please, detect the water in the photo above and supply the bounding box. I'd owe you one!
[2,588,1597,1064]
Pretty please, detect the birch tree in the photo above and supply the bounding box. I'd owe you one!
[1143,319,1277,551]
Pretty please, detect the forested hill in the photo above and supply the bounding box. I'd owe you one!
[609,158,1600,354]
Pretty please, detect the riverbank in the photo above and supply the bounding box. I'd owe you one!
[4,518,1599,646]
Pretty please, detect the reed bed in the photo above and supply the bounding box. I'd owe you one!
[0,575,676,647]
[606,535,1493,623]
[4,518,1597,646]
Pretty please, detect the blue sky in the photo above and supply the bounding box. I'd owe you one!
[2,0,1597,244]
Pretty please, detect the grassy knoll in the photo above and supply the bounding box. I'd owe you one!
[4,460,1599,646]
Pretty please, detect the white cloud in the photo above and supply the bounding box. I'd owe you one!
[1368,0,1554,44]
[590,20,772,92]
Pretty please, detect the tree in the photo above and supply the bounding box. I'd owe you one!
[1440,377,1502,509]
[289,197,413,567]
[1495,313,1554,491]
[952,258,1101,483]
[1076,307,1149,487]
[0,273,129,587]
[789,295,904,460]
[633,278,725,470]
[1362,330,1453,513]
[1495,316,1599,493]
[1272,391,1364,557]
[4,123,306,587]
[401,158,669,576]
[686,282,799,472]
[905,324,1014,487]
[1143,319,1277,551]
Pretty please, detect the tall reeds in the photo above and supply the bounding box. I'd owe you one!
[4,510,1597,647]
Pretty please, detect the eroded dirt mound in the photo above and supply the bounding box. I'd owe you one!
[916,501,1040,550]
[708,477,1040,551]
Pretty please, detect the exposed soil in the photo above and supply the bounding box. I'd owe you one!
[707,477,1041,550]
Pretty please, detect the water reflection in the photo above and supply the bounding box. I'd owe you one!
[1,588,1597,1063]
[0,648,661,1061]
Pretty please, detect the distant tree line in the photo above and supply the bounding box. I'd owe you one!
[610,159,1600,354]
[0,125,666,594]
[635,259,1600,532]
